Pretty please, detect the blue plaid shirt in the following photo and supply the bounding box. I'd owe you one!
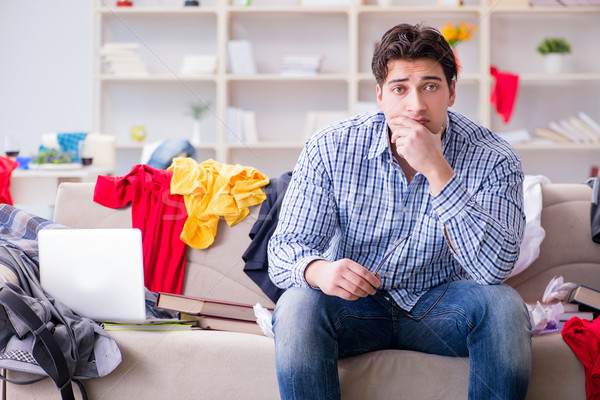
[268,110,525,311]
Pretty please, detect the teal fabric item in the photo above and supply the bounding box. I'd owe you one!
[57,133,87,162]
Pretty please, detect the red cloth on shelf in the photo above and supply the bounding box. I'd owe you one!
[562,316,600,400]
[93,164,187,294]
[490,65,520,124]
[0,156,18,205]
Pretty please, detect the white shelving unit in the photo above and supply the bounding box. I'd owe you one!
[92,0,600,181]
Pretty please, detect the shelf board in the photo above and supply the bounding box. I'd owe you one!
[358,5,480,13]
[489,6,600,14]
[519,73,600,82]
[228,5,350,14]
[95,6,218,15]
[95,74,217,82]
[116,142,217,150]
[226,73,349,82]
[226,142,304,150]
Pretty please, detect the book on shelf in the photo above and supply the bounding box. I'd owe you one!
[496,129,532,144]
[227,40,256,75]
[528,0,562,6]
[180,54,217,75]
[180,313,264,336]
[224,107,259,144]
[534,127,571,143]
[567,285,600,312]
[533,112,600,144]
[558,0,600,5]
[243,110,259,144]
[225,106,245,144]
[280,54,324,76]
[579,111,600,136]
[100,42,148,76]
[156,292,269,322]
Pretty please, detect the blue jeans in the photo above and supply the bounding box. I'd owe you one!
[273,281,532,400]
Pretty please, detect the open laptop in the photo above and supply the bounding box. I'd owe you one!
[39,228,147,323]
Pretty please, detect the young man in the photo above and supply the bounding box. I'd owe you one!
[267,23,532,399]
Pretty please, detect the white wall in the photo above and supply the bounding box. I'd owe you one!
[0,0,91,157]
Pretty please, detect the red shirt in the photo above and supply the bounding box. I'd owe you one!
[94,165,187,294]
[0,156,18,205]
[562,316,600,399]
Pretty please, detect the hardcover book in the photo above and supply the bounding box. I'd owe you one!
[567,285,600,312]
[156,292,270,322]
[181,314,264,336]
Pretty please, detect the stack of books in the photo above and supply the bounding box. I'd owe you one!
[534,111,600,144]
[180,54,217,75]
[100,42,148,76]
[227,40,257,75]
[156,293,271,336]
[225,107,259,144]
[280,54,324,76]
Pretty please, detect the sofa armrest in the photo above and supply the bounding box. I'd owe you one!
[53,182,132,229]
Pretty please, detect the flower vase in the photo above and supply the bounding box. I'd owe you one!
[453,49,461,74]
[543,54,564,74]
[191,120,201,146]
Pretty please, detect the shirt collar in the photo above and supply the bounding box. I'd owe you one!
[367,113,392,161]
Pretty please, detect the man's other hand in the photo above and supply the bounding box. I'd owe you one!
[304,259,381,301]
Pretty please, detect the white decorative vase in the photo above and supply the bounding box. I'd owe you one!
[543,53,564,74]
[191,120,201,146]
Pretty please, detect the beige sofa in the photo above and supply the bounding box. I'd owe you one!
[5,182,599,399]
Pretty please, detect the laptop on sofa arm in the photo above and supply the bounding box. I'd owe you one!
[38,228,147,323]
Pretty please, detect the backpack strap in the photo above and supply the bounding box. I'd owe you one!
[0,287,78,400]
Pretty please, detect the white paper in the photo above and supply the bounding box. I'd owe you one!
[542,275,577,303]
[253,303,274,339]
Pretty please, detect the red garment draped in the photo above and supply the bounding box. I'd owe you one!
[562,317,600,400]
[490,65,520,124]
[0,156,18,205]
[93,164,187,294]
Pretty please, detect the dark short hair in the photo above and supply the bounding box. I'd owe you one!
[371,23,457,87]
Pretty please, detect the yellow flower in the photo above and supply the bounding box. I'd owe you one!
[441,21,477,48]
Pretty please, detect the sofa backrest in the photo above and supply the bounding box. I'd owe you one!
[53,182,275,308]
[505,183,600,302]
[54,182,600,307]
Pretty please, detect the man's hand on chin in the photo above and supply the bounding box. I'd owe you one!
[390,117,454,195]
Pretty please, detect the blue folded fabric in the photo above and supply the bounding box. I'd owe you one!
[147,139,196,170]
[57,133,87,162]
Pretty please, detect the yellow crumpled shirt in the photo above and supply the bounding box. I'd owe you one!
[168,157,269,249]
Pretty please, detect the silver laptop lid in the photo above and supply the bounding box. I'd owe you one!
[39,228,146,323]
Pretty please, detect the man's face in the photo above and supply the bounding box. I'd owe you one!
[376,58,456,136]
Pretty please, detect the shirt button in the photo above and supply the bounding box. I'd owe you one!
[402,207,408,213]
[383,272,389,278]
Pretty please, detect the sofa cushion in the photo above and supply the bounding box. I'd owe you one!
[6,331,585,400]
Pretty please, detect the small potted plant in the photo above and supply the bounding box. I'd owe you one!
[30,148,75,168]
[185,102,211,145]
[536,37,571,74]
